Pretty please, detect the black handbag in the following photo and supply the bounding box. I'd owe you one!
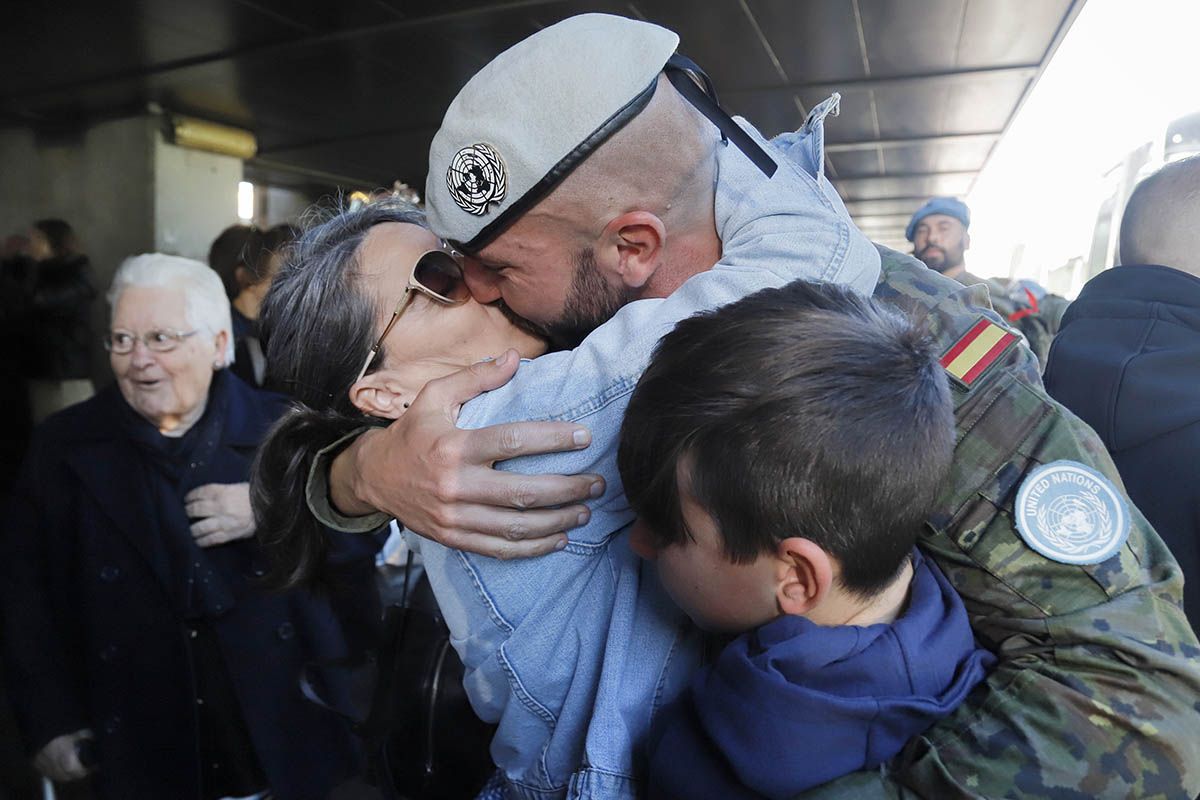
[301,554,497,799]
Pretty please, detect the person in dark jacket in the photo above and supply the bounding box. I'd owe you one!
[618,281,994,799]
[25,219,97,421]
[1044,154,1200,636]
[1,253,377,800]
[208,223,297,389]
[0,234,36,493]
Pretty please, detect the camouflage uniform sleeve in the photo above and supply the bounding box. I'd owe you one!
[305,427,393,534]
[801,248,1200,800]
[958,272,1066,370]
[1040,292,1072,332]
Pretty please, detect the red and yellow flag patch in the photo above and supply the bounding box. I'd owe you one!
[940,317,1018,388]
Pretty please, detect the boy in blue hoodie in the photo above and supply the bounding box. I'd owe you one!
[618,279,995,799]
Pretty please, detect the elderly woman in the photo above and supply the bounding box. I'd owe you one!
[2,254,377,800]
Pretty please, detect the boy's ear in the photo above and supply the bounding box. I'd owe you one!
[348,372,409,420]
[775,537,834,617]
[596,211,666,290]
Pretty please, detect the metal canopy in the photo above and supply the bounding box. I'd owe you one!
[1,0,1083,245]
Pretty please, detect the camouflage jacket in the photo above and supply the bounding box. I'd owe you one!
[957,271,1070,370]
[799,248,1200,799]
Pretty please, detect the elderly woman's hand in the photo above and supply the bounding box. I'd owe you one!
[34,729,94,782]
[185,482,255,547]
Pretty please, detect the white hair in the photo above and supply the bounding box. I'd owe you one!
[107,253,235,364]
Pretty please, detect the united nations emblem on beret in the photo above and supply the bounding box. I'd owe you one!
[446,143,507,216]
[1013,460,1130,565]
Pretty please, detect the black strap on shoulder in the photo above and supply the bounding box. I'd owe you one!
[298,551,417,738]
[665,53,777,178]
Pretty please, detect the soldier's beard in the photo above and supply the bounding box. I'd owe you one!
[537,247,637,350]
[917,245,963,274]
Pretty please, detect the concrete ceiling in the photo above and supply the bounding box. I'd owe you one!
[1,0,1084,246]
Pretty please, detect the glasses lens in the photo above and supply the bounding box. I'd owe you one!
[107,331,133,353]
[146,331,179,352]
[413,251,467,301]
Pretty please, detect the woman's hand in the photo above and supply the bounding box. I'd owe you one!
[185,482,255,547]
[34,729,93,783]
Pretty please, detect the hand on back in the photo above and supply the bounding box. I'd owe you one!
[335,350,604,559]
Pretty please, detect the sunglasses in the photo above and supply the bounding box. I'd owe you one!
[354,243,469,383]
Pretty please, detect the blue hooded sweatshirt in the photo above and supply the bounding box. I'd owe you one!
[645,549,994,799]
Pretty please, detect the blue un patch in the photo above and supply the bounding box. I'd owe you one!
[1014,460,1131,565]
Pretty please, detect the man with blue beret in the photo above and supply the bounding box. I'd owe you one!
[906,195,972,278]
[303,13,1200,800]
[908,195,1069,367]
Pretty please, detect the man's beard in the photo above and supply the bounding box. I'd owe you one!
[916,245,962,274]
[537,247,637,350]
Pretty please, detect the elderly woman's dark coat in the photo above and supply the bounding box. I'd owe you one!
[1,371,378,800]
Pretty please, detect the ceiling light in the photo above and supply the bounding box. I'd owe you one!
[171,115,257,159]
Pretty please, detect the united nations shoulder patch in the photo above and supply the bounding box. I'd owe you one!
[1013,460,1131,565]
[446,143,508,216]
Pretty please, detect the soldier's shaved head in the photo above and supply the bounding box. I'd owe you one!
[463,75,724,346]
[1119,155,1200,277]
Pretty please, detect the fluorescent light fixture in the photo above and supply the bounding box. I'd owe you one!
[172,116,257,159]
[238,182,254,221]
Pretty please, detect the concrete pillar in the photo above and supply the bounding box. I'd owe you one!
[0,117,158,300]
[153,134,244,261]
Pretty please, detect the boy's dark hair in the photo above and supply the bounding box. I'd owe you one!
[617,279,955,598]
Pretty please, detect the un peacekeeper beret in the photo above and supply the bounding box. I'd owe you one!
[426,13,679,253]
[905,196,971,242]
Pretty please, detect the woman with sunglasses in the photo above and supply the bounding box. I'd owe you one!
[255,199,561,795]
[253,200,547,584]
[259,197,687,799]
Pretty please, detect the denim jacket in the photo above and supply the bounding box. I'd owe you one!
[313,97,881,799]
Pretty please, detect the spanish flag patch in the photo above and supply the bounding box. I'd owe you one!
[940,317,1018,389]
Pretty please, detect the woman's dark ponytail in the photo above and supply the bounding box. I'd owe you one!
[251,198,426,589]
[252,406,367,589]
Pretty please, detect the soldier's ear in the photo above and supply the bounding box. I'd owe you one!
[964,230,971,251]
[595,211,665,291]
